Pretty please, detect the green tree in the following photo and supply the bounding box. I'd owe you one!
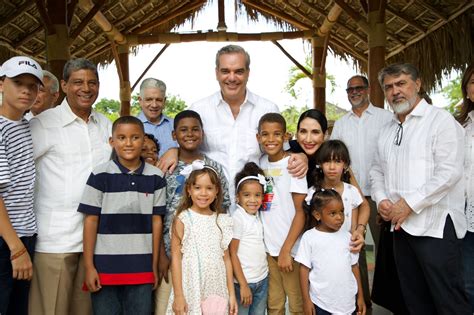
[285,55,336,99]
[442,75,462,115]
[94,93,187,122]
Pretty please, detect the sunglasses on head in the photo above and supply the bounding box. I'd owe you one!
[346,86,367,93]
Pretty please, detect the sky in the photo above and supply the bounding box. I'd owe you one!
[97,0,448,111]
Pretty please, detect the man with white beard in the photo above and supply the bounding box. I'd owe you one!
[331,75,392,308]
[370,63,471,314]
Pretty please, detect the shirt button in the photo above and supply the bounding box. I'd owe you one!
[131,182,135,185]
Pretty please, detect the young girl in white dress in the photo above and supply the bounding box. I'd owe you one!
[168,161,237,314]
[296,189,365,315]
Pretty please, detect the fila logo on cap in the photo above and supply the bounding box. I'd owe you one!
[18,60,38,69]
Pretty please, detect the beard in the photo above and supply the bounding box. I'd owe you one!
[390,95,417,114]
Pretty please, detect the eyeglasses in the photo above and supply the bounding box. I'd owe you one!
[394,123,403,146]
[346,86,368,94]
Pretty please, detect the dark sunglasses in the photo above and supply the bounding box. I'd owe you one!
[346,85,368,93]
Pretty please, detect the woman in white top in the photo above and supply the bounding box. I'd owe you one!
[456,64,474,312]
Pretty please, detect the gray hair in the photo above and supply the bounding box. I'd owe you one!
[347,75,369,87]
[139,78,166,98]
[215,45,250,69]
[42,70,59,93]
[63,58,99,82]
[378,63,420,87]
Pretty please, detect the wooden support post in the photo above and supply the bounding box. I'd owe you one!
[41,0,72,105]
[117,45,131,116]
[217,0,227,31]
[312,36,326,113]
[368,0,386,108]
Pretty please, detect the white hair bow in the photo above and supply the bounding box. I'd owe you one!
[305,186,316,205]
[179,159,218,178]
[236,174,267,191]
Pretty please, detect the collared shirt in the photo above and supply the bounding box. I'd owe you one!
[30,99,112,253]
[370,99,466,239]
[190,89,279,202]
[464,111,474,232]
[137,112,177,157]
[331,104,392,195]
[78,159,166,286]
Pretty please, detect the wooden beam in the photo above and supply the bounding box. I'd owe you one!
[386,6,426,33]
[333,0,370,33]
[330,36,368,64]
[0,2,34,30]
[270,0,319,29]
[368,0,386,108]
[272,40,312,78]
[242,0,312,30]
[70,0,105,40]
[132,44,170,91]
[317,4,342,37]
[14,25,43,48]
[110,40,123,83]
[387,0,473,59]
[217,0,227,31]
[359,0,368,14]
[312,36,326,112]
[34,0,55,35]
[131,0,206,35]
[67,0,78,26]
[418,0,448,21]
[130,30,315,45]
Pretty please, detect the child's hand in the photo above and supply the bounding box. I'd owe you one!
[11,249,33,280]
[350,230,365,253]
[158,252,170,286]
[152,263,159,290]
[303,300,315,315]
[172,295,188,315]
[85,267,101,292]
[229,294,238,315]
[356,293,366,315]
[277,251,293,273]
[239,284,253,307]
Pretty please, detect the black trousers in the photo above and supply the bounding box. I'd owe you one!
[393,216,471,315]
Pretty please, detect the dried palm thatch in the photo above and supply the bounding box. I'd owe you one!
[0,0,472,91]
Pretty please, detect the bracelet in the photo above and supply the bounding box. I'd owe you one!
[356,224,367,234]
[10,247,27,261]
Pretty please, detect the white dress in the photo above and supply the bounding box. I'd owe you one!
[167,209,233,314]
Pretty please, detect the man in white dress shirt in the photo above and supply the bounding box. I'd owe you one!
[29,59,112,315]
[189,45,306,206]
[370,63,471,314]
[331,75,392,307]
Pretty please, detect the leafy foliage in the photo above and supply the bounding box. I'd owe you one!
[285,55,336,99]
[442,75,462,115]
[94,93,187,121]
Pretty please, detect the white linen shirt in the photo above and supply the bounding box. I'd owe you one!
[331,104,392,195]
[463,111,474,232]
[370,99,466,239]
[30,99,112,253]
[190,90,279,201]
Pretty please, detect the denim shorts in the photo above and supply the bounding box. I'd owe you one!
[234,276,269,315]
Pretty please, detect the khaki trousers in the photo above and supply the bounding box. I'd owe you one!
[267,255,303,315]
[28,252,91,315]
[153,270,173,315]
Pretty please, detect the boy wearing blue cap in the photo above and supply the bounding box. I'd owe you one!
[0,56,43,315]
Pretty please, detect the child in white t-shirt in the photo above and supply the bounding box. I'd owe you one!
[230,162,269,314]
[296,189,365,315]
[256,113,307,313]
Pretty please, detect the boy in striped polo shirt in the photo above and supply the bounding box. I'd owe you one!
[78,116,166,314]
[0,56,44,315]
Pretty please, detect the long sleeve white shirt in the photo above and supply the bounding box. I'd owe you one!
[370,99,467,239]
[331,104,392,195]
[30,100,112,253]
[463,111,474,232]
[190,90,279,200]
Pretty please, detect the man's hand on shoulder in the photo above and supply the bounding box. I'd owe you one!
[287,153,308,179]
[157,148,179,174]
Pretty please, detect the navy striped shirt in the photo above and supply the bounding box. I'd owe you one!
[78,159,166,285]
[0,117,36,237]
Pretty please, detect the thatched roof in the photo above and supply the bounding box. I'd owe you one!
[0,0,472,91]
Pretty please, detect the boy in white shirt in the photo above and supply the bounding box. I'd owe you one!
[257,113,307,313]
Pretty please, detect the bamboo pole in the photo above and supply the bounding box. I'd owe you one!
[118,45,131,116]
[312,36,326,112]
[132,44,170,92]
